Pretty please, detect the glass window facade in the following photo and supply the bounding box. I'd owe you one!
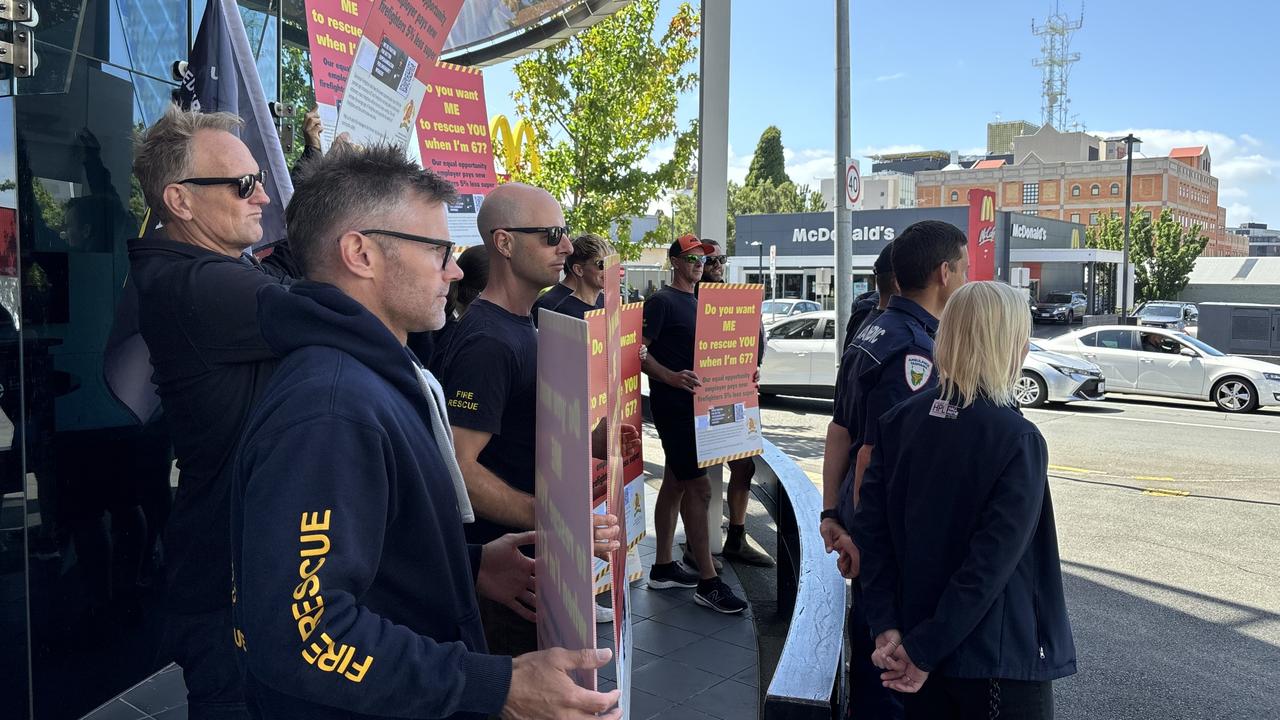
[0,2,294,717]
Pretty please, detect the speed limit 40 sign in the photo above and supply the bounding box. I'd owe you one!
[843,157,861,209]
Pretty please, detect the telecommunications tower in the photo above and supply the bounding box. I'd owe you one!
[1032,2,1083,129]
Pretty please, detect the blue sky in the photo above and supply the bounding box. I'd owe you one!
[479,0,1280,227]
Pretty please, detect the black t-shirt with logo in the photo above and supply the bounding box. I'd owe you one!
[436,298,537,544]
[531,283,602,327]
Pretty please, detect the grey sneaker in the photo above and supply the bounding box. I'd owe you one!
[680,541,723,572]
[694,578,747,614]
[722,537,775,568]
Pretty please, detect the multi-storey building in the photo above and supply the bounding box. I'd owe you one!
[915,124,1244,256]
[987,120,1039,155]
[1229,222,1280,257]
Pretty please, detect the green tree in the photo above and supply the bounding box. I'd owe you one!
[649,179,825,253]
[511,0,700,261]
[280,45,318,169]
[745,126,790,187]
[1087,207,1207,305]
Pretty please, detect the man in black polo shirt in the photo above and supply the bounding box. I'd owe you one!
[436,183,622,654]
[128,105,294,718]
[642,235,747,614]
[530,233,611,325]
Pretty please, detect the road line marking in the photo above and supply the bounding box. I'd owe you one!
[1133,475,1177,482]
[1048,464,1097,474]
[1026,409,1280,435]
[1142,488,1190,497]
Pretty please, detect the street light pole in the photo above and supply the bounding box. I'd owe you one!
[1118,133,1139,319]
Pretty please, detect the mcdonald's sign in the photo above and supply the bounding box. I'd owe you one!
[967,189,997,281]
[489,115,540,177]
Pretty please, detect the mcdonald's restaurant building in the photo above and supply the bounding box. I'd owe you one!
[727,207,1123,313]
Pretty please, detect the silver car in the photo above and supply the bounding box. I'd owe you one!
[1015,341,1107,408]
[1040,325,1280,413]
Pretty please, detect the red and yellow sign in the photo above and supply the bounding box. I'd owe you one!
[416,62,497,195]
[967,189,997,282]
[691,284,765,467]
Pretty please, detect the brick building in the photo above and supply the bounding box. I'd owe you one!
[915,124,1245,257]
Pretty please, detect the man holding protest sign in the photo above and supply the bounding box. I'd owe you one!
[642,235,748,614]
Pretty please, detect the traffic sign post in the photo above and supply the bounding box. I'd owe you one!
[768,245,777,300]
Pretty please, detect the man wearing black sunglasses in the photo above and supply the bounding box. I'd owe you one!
[128,105,291,718]
[530,232,613,326]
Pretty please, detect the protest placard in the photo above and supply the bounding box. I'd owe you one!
[692,284,765,467]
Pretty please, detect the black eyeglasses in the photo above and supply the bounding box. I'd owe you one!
[177,170,265,199]
[359,229,455,269]
[493,226,571,246]
[704,255,727,266]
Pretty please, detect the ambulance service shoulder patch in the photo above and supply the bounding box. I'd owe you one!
[904,354,933,391]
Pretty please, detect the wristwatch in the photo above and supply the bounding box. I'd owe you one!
[820,509,841,523]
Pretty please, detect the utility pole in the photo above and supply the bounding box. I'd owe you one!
[1108,133,1140,319]
[834,0,852,351]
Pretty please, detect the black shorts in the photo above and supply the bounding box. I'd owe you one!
[649,387,704,483]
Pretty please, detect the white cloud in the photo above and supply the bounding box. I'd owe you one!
[1218,186,1248,201]
[874,72,906,83]
[1241,134,1262,147]
[1226,203,1256,225]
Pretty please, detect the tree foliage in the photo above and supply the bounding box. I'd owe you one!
[281,45,318,169]
[745,126,790,187]
[648,179,825,254]
[510,0,700,261]
[1087,207,1208,306]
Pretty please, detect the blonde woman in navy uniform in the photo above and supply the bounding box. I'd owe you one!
[853,281,1076,719]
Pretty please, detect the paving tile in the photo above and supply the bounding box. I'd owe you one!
[83,700,147,720]
[598,678,617,693]
[632,660,722,704]
[650,704,719,720]
[732,663,758,688]
[152,705,190,720]
[599,648,660,681]
[122,666,189,715]
[629,587,691,618]
[683,679,759,720]
[665,637,756,679]
[631,619,702,656]
[648,602,750,636]
[710,620,757,650]
[630,689,674,720]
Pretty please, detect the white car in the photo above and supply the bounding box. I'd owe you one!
[759,311,1108,406]
[1039,325,1280,413]
[761,298,823,326]
[1015,341,1107,408]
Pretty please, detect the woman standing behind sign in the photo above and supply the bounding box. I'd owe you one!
[852,281,1076,719]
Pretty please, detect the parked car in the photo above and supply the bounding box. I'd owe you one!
[758,312,838,399]
[1135,301,1199,331]
[758,312,1109,407]
[762,298,822,325]
[1039,325,1280,413]
[1030,291,1088,324]
[1015,341,1107,408]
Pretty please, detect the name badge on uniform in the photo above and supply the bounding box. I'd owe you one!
[929,399,959,420]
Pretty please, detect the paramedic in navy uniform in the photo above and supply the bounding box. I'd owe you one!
[820,220,969,718]
[852,281,1076,719]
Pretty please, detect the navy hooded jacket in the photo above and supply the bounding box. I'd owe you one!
[230,281,511,719]
[852,389,1076,682]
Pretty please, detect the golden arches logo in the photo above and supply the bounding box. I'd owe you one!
[980,194,995,223]
[489,115,540,176]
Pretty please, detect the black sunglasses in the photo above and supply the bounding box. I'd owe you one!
[359,229,455,269]
[704,255,728,266]
[177,170,265,199]
[493,226,571,246]
[593,259,605,270]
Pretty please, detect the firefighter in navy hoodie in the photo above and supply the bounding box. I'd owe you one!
[853,281,1076,718]
[230,144,621,720]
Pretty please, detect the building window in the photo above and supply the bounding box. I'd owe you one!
[1090,184,1101,196]
[1024,210,1039,216]
[1110,182,1121,196]
[1089,212,1099,224]
[1071,185,1081,197]
[1070,213,1080,223]
[950,190,959,202]
[1022,182,1039,206]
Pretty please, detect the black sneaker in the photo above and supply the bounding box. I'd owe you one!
[647,561,699,590]
[694,578,747,614]
[722,537,775,568]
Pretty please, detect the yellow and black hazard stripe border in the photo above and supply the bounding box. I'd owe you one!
[698,448,764,468]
